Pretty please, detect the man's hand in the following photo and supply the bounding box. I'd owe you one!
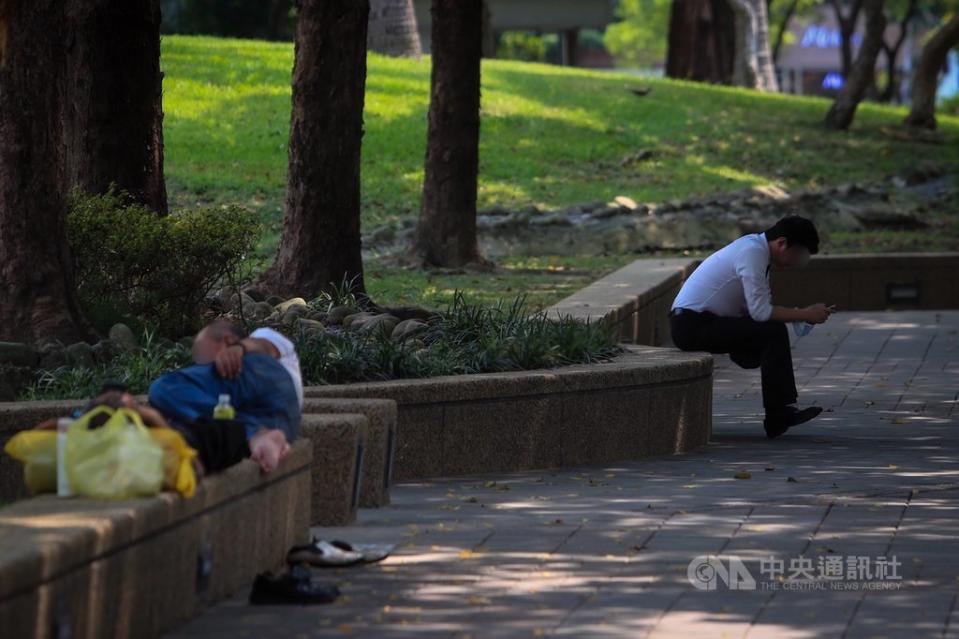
[803,303,832,324]
[215,343,244,379]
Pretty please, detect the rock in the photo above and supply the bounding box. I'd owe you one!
[266,295,284,307]
[367,226,396,244]
[0,342,39,368]
[65,342,95,368]
[392,319,428,342]
[253,302,275,321]
[243,287,268,303]
[92,340,121,363]
[478,205,512,216]
[591,206,623,220]
[342,312,376,331]
[0,365,34,401]
[612,195,638,210]
[327,306,359,325]
[282,304,311,325]
[530,213,572,227]
[307,310,328,322]
[377,305,440,322]
[38,343,66,369]
[295,318,326,335]
[178,336,195,350]
[356,314,400,335]
[229,292,255,313]
[276,297,308,313]
[108,323,138,353]
[242,300,258,318]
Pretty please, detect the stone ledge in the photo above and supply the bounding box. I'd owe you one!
[299,414,367,526]
[303,347,713,480]
[0,441,311,638]
[302,398,396,508]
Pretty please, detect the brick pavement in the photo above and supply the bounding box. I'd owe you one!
[170,311,959,638]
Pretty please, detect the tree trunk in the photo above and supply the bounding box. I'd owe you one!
[824,0,886,130]
[413,0,485,268]
[878,0,916,103]
[829,0,864,77]
[771,0,799,65]
[727,0,779,91]
[666,0,736,84]
[62,0,167,213]
[262,0,369,299]
[904,13,959,130]
[367,0,421,58]
[0,0,88,343]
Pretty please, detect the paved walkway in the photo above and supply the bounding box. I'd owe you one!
[171,311,959,639]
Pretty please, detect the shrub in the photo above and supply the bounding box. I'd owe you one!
[68,188,260,336]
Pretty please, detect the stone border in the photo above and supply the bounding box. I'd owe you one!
[548,252,959,348]
[304,345,713,480]
[0,442,311,638]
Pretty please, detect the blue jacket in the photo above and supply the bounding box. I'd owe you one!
[149,353,301,442]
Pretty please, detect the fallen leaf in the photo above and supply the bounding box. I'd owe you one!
[734,471,752,480]
[787,477,798,483]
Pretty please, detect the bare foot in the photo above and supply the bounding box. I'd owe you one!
[249,429,286,474]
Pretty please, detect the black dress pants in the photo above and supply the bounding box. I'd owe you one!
[173,417,251,473]
[669,309,798,412]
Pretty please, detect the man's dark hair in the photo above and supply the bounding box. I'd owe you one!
[764,216,819,255]
[206,319,247,342]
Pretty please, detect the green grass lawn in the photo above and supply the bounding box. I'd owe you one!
[161,34,959,309]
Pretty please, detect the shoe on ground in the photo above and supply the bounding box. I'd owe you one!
[249,565,340,605]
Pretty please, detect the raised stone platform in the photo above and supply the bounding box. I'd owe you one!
[304,345,714,481]
[0,441,311,639]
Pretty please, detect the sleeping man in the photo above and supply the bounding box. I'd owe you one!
[148,320,303,473]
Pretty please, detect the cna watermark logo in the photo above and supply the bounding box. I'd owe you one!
[687,554,903,592]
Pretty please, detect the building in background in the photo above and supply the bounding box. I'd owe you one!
[411,0,615,67]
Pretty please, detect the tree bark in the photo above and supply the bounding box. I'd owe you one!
[877,0,916,103]
[824,0,886,130]
[829,0,864,77]
[904,13,959,130]
[666,0,736,84]
[62,0,167,213]
[262,0,369,299]
[413,0,485,268]
[771,0,799,65]
[0,0,88,343]
[727,0,779,91]
[367,0,421,58]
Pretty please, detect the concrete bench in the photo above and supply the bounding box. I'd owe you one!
[0,441,311,639]
[302,398,396,508]
[0,400,377,528]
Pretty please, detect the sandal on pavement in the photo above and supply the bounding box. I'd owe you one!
[287,538,364,567]
[330,539,394,563]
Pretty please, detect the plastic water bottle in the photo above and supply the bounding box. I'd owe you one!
[213,394,236,420]
[792,322,814,338]
[56,418,75,498]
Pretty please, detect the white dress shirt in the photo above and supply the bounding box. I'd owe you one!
[671,233,774,322]
[250,327,304,408]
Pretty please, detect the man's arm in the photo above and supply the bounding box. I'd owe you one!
[771,304,832,324]
[214,337,280,379]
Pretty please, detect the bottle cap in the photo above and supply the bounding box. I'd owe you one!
[218,394,230,404]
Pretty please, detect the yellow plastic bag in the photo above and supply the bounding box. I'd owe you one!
[3,430,57,494]
[5,407,198,498]
[65,406,165,499]
[149,427,198,498]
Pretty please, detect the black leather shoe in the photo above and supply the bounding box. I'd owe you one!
[249,565,340,605]
[764,405,822,439]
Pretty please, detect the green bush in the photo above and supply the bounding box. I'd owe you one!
[68,189,259,336]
